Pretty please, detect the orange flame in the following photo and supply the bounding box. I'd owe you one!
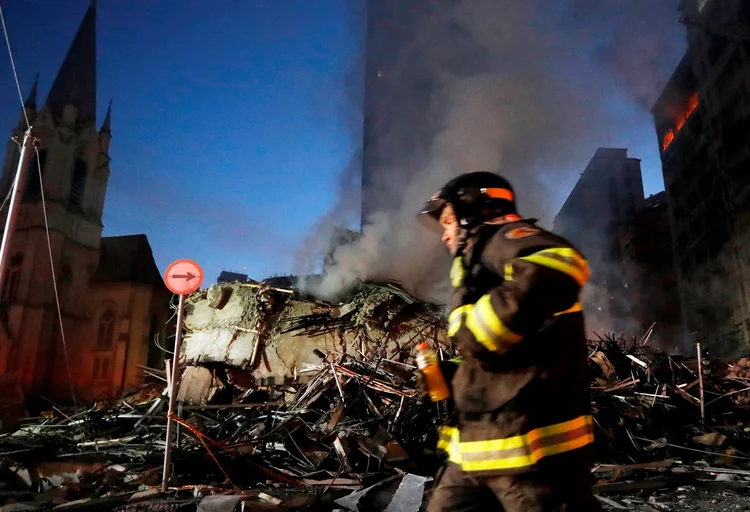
[662,92,699,151]
[661,129,675,151]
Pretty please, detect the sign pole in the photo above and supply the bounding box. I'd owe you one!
[160,259,204,492]
[161,292,186,492]
[697,343,706,430]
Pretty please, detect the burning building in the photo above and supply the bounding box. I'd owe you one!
[553,148,645,335]
[652,0,750,355]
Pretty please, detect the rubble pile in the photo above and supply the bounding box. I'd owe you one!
[0,358,444,510]
[587,333,750,508]
[588,333,750,463]
[2,283,750,509]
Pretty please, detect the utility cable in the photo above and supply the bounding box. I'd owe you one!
[0,185,13,214]
[36,156,80,411]
[0,4,29,129]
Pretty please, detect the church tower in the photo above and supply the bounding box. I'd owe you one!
[0,2,112,395]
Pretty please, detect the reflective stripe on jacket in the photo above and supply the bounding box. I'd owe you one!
[448,247,590,353]
[439,415,594,471]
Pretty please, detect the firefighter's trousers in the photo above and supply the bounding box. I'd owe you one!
[426,457,602,512]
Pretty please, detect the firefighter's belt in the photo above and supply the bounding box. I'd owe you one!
[437,415,594,472]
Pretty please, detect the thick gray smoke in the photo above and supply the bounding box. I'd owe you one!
[294,1,365,279]
[299,0,685,303]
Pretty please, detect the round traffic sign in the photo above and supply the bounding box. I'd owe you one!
[164,259,204,295]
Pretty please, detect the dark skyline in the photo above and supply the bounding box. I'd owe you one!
[0,1,684,284]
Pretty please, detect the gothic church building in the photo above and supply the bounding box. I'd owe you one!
[0,3,169,404]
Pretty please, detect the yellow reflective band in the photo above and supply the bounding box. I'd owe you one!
[437,426,462,463]
[453,415,595,472]
[460,416,591,453]
[459,433,595,471]
[448,305,472,337]
[465,294,522,353]
[554,302,582,316]
[464,310,498,351]
[504,262,513,281]
[519,248,590,286]
[450,257,465,288]
[437,425,458,450]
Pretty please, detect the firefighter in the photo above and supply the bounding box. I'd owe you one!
[417,171,602,511]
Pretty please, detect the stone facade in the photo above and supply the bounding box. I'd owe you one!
[0,3,169,404]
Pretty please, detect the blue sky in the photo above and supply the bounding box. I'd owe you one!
[0,0,675,284]
[0,0,359,283]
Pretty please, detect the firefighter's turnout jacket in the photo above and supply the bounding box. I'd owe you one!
[438,218,594,476]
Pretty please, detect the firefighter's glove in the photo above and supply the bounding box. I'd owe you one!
[416,360,460,405]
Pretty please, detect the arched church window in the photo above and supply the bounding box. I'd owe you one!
[23,149,46,200]
[96,310,115,351]
[1,252,23,302]
[69,158,87,208]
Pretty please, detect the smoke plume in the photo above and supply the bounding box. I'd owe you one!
[299,0,685,303]
[293,0,365,280]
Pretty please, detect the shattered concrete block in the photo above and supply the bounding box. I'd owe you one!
[207,284,233,310]
[182,282,447,385]
[177,366,218,404]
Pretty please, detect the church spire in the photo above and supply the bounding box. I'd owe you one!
[24,74,39,109]
[99,100,111,133]
[45,2,96,122]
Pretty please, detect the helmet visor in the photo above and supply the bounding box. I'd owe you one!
[416,197,446,233]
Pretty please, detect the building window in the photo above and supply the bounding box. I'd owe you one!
[96,311,115,351]
[24,150,46,200]
[2,253,23,302]
[69,158,87,208]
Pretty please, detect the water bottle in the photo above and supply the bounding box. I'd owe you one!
[416,343,451,402]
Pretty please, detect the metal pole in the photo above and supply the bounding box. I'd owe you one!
[161,293,187,492]
[0,129,35,293]
[697,343,706,429]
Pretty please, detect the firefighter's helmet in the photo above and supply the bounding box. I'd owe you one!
[417,172,517,232]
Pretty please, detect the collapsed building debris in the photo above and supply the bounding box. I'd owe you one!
[1,281,750,510]
[182,281,447,388]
